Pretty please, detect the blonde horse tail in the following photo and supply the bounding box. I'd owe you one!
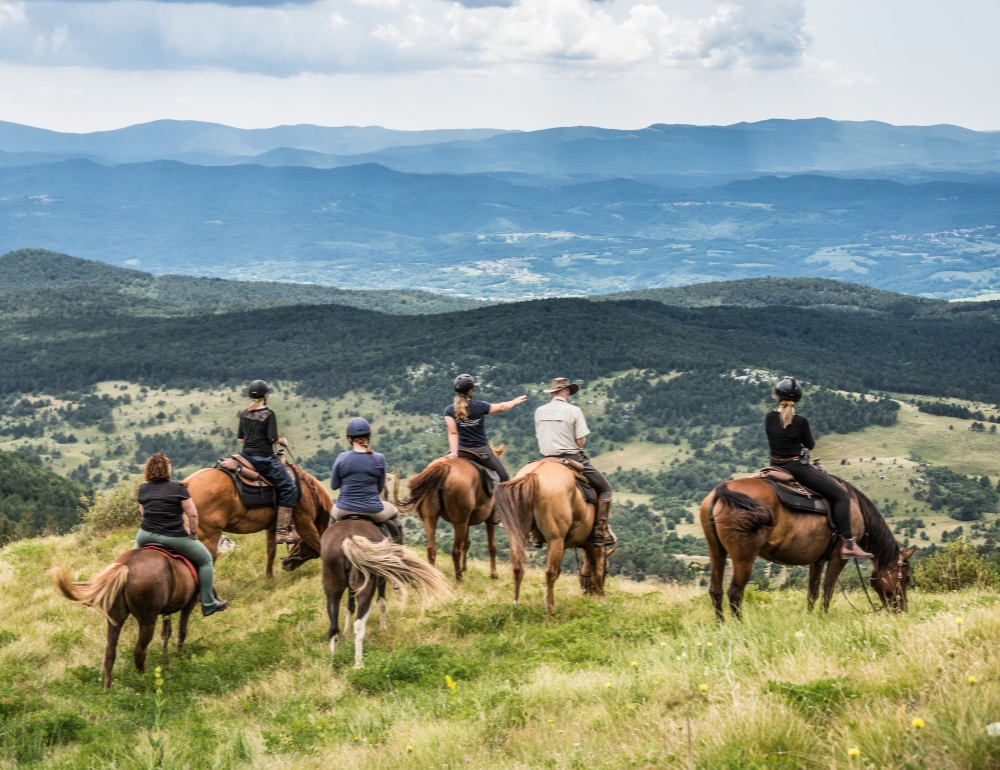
[51,563,130,625]
[394,460,451,514]
[341,536,453,610]
[494,473,538,556]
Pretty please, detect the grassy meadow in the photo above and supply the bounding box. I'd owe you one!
[1,528,999,769]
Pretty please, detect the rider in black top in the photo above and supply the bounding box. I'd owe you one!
[766,377,872,560]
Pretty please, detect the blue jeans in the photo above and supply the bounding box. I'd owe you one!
[242,453,298,508]
[135,529,219,611]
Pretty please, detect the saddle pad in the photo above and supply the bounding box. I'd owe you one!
[762,479,828,515]
[217,467,277,510]
[141,545,199,586]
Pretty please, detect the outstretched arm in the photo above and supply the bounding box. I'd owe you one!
[445,416,459,459]
[488,395,527,414]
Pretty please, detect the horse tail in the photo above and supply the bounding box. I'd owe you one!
[341,536,453,610]
[711,482,773,535]
[494,472,539,556]
[394,459,451,514]
[51,562,130,625]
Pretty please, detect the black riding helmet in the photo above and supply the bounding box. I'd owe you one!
[454,374,475,393]
[774,377,802,403]
[248,379,269,399]
[346,417,371,439]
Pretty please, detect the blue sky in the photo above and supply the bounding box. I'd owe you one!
[0,0,997,132]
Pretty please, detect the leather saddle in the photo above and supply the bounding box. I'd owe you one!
[335,513,402,544]
[751,466,835,529]
[535,457,597,507]
[456,449,501,496]
[141,544,199,586]
[214,454,299,515]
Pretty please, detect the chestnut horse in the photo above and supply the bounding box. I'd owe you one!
[394,447,505,582]
[700,476,914,621]
[494,461,608,615]
[322,519,452,667]
[52,549,197,689]
[184,466,332,578]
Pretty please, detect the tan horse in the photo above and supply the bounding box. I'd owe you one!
[52,549,197,689]
[393,447,505,582]
[494,461,607,615]
[184,466,332,578]
[700,477,914,621]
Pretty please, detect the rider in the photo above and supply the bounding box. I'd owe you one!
[533,377,616,547]
[444,373,526,481]
[766,377,873,559]
[237,379,298,545]
[135,453,229,616]
[329,418,402,544]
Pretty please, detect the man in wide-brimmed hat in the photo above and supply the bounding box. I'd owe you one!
[533,377,616,547]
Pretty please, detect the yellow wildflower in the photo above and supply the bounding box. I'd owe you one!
[707,642,713,648]
[406,746,413,752]
[912,718,925,729]
[630,661,638,668]
[546,719,554,724]
[955,617,964,625]
[969,676,978,684]
[848,747,860,757]
[699,684,708,692]
[606,682,612,688]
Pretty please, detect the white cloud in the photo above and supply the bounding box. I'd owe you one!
[0,1,26,28]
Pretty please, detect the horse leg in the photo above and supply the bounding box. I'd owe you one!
[353,584,376,669]
[544,539,565,616]
[581,543,606,599]
[104,620,124,690]
[161,617,172,649]
[265,529,276,580]
[377,580,388,631]
[726,557,755,621]
[821,558,849,612]
[346,593,356,637]
[485,518,498,580]
[177,600,195,651]
[133,618,157,674]
[451,520,470,582]
[806,562,824,611]
[423,509,439,566]
[704,517,729,622]
[326,588,342,657]
[462,530,471,575]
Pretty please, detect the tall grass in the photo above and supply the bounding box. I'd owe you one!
[1,529,998,769]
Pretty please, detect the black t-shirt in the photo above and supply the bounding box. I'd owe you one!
[138,480,191,537]
[238,407,279,456]
[765,410,815,459]
[444,399,491,447]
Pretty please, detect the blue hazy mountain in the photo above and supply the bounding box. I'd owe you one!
[3,159,1000,300]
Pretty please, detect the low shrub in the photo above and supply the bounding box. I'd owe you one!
[914,537,999,591]
[82,478,142,535]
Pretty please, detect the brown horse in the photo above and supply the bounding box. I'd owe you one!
[184,465,332,578]
[52,549,197,689]
[700,477,914,621]
[495,461,608,615]
[394,447,505,582]
[321,519,452,667]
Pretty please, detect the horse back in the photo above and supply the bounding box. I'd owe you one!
[121,549,197,618]
[516,462,591,546]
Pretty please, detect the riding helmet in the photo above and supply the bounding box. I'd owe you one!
[774,377,802,403]
[248,379,269,399]
[346,417,372,438]
[454,373,476,393]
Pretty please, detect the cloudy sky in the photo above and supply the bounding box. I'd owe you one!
[0,0,997,132]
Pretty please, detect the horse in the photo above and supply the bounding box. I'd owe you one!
[494,461,609,615]
[52,549,197,689]
[321,519,452,668]
[183,464,332,578]
[700,476,915,621]
[393,446,505,582]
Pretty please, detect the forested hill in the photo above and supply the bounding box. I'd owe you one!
[0,449,87,538]
[0,249,485,315]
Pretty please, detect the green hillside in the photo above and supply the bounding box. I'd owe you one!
[0,448,88,540]
[0,249,486,315]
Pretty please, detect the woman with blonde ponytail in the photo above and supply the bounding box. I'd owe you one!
[765,377,872,560]
[444,373,525,482]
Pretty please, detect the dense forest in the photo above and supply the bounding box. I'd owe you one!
[0,449,88,541]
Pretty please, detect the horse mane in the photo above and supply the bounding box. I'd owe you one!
[712,483,774,535]
[394,460,451,514]
[837,478,900,571]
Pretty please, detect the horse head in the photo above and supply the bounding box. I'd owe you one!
[281,542,320,571]
[871,546,915,612]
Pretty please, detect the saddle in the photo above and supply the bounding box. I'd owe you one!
[141,545,199,587]
[535,457,597,507]
[216,455,276,510]
[334,513,401,544]
[751,466,835,529]
[456,449,501,496]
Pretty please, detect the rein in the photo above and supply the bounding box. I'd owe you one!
[855,559,881,613]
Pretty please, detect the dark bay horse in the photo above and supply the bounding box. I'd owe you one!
[321,519,451,667]
[394,447,505,582]
[495,461,608,615]
[184,466,332,578]
[52,549,197,689]
[700,476,914,620]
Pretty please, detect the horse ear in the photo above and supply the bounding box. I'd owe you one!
[903,546,916,560]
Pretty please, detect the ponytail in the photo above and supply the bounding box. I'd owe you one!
[454,391,471,421]
[350,436,374,454]
[247,396,266,412]
[778,400,796,429]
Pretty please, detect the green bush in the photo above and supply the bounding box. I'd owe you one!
[82,478,142,535]
[914,538,999,592]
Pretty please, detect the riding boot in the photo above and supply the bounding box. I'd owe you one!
[841,537,873,559]
[275,506,296,545]
[382,515,403,545]
[590,499,617,547]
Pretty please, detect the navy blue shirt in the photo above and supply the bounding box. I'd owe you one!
[330,450,386,513]
[444,399,491,447]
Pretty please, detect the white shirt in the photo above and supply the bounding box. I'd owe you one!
[534,397,590,456]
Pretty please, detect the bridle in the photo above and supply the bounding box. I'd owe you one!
[858,547,910,613]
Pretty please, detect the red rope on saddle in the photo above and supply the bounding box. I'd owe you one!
[141,545,199,587]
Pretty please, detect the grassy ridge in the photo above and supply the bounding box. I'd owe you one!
[1,531,998,769]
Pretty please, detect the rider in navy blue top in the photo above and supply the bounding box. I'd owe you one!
[443,399,491,447]
[330,450,386,513]
[444,374,526,484]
